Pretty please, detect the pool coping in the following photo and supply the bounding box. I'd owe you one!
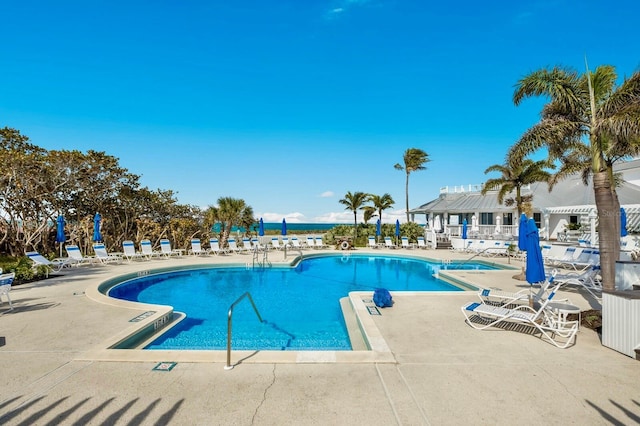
[80,255,503,365]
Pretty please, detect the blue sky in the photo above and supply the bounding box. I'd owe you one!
[2,1,639,224]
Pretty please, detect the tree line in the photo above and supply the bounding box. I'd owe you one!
[0,127,254,257]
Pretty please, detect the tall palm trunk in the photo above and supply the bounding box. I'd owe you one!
[404,172,410,222]
[221,222,231,248]
[593,171,620,291]
[353,211,358,240]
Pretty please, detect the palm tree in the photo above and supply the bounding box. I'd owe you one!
[361,206,377,224]
[394,148,430,222]
[368,193,395,223]
[511,64,640,291]
[339,191,369,241]
[205,197,254,247]
[481,157,553,217]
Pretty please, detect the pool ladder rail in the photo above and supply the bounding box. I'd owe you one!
[225,292,263,370]
[251,244,271,268]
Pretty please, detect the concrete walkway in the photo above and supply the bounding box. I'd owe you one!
[0,248,638,425]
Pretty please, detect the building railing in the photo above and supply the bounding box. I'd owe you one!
[433,224,519,238]
[438,184,531,194]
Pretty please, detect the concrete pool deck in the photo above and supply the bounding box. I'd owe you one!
[0,248,638,425]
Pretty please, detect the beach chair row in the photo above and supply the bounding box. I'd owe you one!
[269,236,328,251]
[367,236,429,249]
[541,244,600,272]
[450,239,514,257]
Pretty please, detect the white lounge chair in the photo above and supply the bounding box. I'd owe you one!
[209,238,229,255]
[282,237,290,248]
[160,239,183,257]
[0,272,15,311]
[188,239,209,256]
[478,270,562,306]
[554,266,602,299]
[315,236,328,249]
[401,236,414,249]
[227,238,242,254]
[122,240,147,262]
[368,236,381,249]
[482,241,507,257]
[291,237,305,250]
[547,246,579,266]
[252,238,268,252]
[462,281,579,349]
[239,238,252,253]
[305,236,315,248]
[26,251,72,273]
[558,249,599,273]
[140,239,162,259]
[416,237,428,249]
[384,236,397,249]
[93,243,123,264]
[271,237,283,251]
[66,244,96,266]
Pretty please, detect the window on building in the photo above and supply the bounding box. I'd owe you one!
[569,215,579,225]
[503,213,513,226]
[533,212,542,229]
[480,212,493,225]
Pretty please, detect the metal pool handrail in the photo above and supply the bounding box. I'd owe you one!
[225,292,263,370]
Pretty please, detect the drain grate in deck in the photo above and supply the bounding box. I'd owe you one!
[153,362,177,372]
[129,311,156,322]
[366,305,381,315]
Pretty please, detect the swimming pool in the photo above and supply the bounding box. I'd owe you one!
[108,254,498,351]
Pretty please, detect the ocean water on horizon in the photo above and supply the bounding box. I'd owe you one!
[263,222,340,232]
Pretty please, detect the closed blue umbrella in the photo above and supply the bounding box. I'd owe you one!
[621,207,628,237]
[525,218,545,284]
[258,218,265,236]
[92,212,103,242]
[518,213,527,251]
[56,215,66,243]
[56,215,66,257]
[395,219,400,237]
[281,218,287,236]
[376,219,381,236]
[462,218,468,240]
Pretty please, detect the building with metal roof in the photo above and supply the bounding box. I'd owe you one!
[409,159,640,240]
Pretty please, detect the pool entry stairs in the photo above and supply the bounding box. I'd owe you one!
[251,246,272,268]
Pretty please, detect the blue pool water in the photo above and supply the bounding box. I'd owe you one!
[109,255,497,351]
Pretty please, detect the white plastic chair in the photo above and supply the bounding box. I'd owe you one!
[227,238,242,254]
[188,239,209,256]
[26,251,72,273]
[384,237,397,249]
[368,236,380,249]
[416,237,427,249]
[209,238,229,255]
[93,243,123,264]
[140,239,161,259]
[66,244,96,266]
[122,240,147,262]
[0,272,15,311]
[160,239,183,257]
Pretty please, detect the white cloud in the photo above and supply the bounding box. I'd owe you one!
[319,191,334,198]
[313,211,353,223]
[259,212,308,223]
[326,0,373,18]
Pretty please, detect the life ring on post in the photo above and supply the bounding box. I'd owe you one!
[340,240,351,251]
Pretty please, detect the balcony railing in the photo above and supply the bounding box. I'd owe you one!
[438,184,531,194]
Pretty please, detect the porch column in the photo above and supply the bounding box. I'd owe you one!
[589,209,597,247]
